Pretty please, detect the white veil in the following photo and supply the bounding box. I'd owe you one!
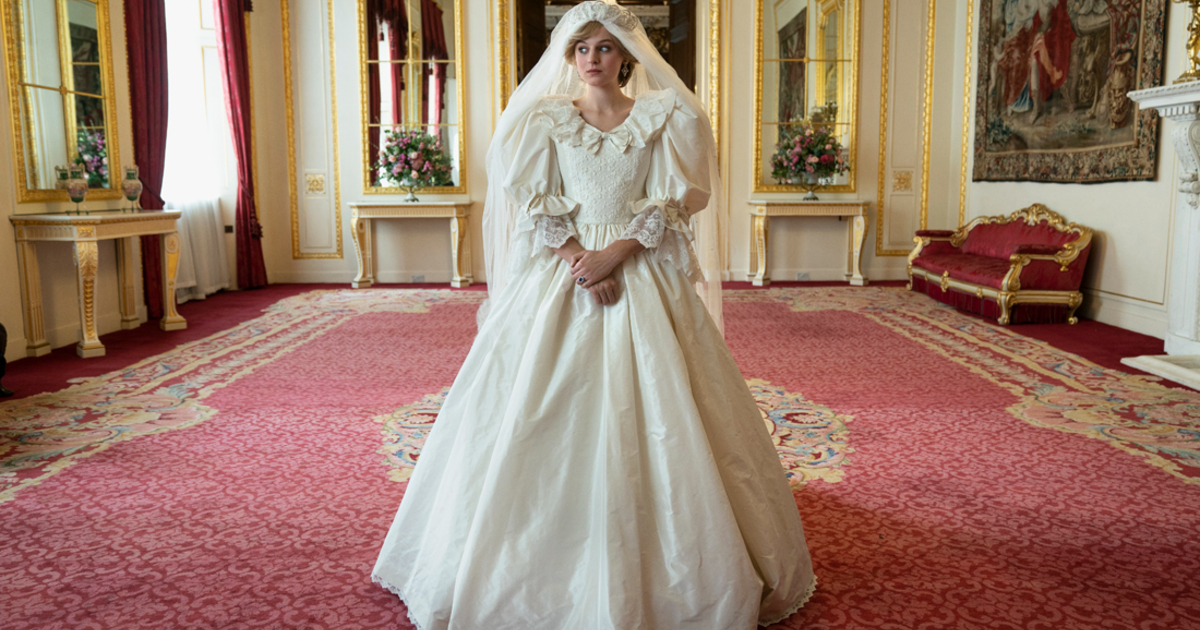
[482,0,725,332]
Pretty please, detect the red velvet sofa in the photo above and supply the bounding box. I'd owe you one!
[907,204,1093,325]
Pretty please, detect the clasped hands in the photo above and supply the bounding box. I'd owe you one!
[555,239,644,306]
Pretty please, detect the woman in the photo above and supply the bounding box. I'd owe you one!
[372,3,816,628]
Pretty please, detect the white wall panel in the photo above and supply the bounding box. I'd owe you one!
[286,0,341,259]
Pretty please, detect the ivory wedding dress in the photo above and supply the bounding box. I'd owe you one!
[372,88,816,630]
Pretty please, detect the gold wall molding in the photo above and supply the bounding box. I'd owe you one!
[918,0,936,229]
[874,0,893,255]
[957,0,973,225]
[875,0,938,256]
[709,0,718,152]
[497,0,511,111]
[283,0,344,260]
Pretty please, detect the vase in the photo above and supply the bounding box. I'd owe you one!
[55,165,70,190]
[401,179,420,202]
[121,165,143,212]
[793,173,822,201]
[66,165,88,214]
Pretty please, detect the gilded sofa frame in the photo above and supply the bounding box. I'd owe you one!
[907,204,1093,325]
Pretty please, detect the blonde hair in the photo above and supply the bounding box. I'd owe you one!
[563,21,638,87]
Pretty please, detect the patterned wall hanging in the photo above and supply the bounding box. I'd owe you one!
[972,0,1165,183]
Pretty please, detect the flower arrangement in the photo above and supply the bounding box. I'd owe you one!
[375,128,453,200]
[770,113,847,200]
[74,128,109,187]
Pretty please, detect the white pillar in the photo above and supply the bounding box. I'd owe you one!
[1124,84,1200,387]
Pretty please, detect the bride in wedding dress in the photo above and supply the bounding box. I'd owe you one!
[372,2,816,628]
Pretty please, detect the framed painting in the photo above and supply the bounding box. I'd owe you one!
[972,0,1165,183]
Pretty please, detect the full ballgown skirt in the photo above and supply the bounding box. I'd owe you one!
[373,89,816,630]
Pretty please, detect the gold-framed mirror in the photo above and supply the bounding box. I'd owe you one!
[1,0,122,204]
[360,0,466,195]
[753,0,859,193]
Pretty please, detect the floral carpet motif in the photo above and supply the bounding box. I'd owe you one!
[3,286,1200,629]
[0,289,484,503]
[728,286,1200,484]
[374,379,854,486]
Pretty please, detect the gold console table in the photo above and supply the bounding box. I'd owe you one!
[747,200,870,287]
[348,201,473,288]
[10,210,187,358]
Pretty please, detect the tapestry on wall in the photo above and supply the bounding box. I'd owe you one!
[972,0,1164,183]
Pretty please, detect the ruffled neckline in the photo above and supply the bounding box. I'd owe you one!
[538,89,677,152]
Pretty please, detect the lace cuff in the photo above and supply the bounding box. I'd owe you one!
[535,215,577,249]
[512,191,580,252]
[620,199,703,282]
[617,207,666,249]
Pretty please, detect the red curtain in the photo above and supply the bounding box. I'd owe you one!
[390,23,407,126]
[421,0,447,130]
[125,0,169,318]
[215,0,267,289]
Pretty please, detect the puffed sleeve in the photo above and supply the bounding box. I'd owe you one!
[618,91,710,282]
[503,98,581,251]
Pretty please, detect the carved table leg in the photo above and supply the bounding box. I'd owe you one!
[849,215,869,286]
[751,214,770,287]
[352,215,374,289]
[15,242,50,357]
[450,215,472,288]
[116,237,141,330]
[159,232,188,331]
[74,241,105,358]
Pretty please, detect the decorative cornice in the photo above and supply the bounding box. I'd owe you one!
[1128,83,1200,120]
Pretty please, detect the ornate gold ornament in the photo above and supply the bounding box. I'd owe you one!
[892,170,913,192]
[304,173,326,195]
[74,240,100,349]
[1176,0,1200,84]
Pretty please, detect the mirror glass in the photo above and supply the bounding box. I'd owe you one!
[2,0,117,200]
[756,0,858,192]
[363,0,463,193]
[514,0,696,92]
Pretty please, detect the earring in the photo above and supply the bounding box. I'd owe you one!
[619,63,631,81]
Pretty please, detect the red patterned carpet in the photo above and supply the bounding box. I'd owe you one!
[2,286,1199,629]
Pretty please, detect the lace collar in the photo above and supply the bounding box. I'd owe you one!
[538,89,677,154]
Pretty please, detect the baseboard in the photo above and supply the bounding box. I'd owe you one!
[270,270,461,285]
[44,309,129,352]
[728,266,910,283]
[1079,289,1167,339]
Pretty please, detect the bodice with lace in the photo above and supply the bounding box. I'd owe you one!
[502,88,707,282]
